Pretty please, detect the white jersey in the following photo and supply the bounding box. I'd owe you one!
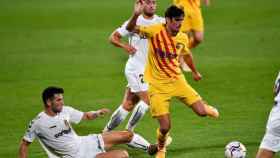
[266,71,280,136]
[23,106,84,158]
[117,14,165,72]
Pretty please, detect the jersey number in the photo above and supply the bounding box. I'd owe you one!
[139,74,144,84]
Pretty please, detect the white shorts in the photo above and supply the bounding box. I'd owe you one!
[125,68,148,93]
[78,134,106,158]
[259,105,280,152]
[260,132,280,152]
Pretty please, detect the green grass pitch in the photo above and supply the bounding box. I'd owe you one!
[0,0,279,157]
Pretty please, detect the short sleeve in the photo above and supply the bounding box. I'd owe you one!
[116,21,130,37]
[23,120,37,143]
[177,33,190,56]
[64,106,84,124]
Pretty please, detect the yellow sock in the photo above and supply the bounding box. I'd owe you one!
[156,150,166,158]
[157,128,169,149]
[156,129,167,158]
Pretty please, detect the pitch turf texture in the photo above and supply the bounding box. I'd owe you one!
[0,0,279,157]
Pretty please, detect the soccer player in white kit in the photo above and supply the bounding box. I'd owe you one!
[103,0,165,132]
[257,71,280,158]
[18,86,158,158]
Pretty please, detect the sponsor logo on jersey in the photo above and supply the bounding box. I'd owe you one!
[54,120,72,138]
[155,48,177,59]
[49,125,57,129]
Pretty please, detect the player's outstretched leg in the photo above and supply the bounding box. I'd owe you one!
[103,106,129,132]
[103,89,139,132]
[126,100,149,131]
[256,148,275,158]
[191,100,219,118]
[126,91,149,131]
[101,131,157,156]
[96,150,129,158]
[155,114,171,158]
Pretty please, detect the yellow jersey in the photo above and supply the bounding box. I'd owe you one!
[139,24,190,84]
[173,0,201,11]
[173,0,204,32]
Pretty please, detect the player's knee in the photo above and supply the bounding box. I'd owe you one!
[122,101,134,111]
[132,94,140,104]
[137,92,149,103]
[123,131,134,142]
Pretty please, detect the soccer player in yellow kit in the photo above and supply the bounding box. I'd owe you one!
[126,1,219,158]
[173,0,210,48]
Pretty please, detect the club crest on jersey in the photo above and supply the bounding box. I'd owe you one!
[176,43,184,50]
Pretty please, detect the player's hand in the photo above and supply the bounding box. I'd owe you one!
[134,0,144,16]
[204,0,210,7]
[96,108,110,117]
[123,44,137,54]
[192,71,202,81]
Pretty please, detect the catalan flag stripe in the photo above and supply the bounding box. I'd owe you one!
[150,37,172,78]
[155,33,179,76]
[160,30,176,67]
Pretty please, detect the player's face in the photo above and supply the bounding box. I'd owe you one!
[49,94,64,113]
[143,0,156,17]
[166,16,184,34]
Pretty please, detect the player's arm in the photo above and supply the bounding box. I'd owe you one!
[126,0,143,33]
[82,108,110,120]
[181,52,202,81]
[19,139,31,158]
[109,30,136,54]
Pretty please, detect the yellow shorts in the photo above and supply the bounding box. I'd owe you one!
[181,9,204,32]
[148,76,201,117]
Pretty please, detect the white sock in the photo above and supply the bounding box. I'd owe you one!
[126,101,149,131]
[103,105,129,132]
[127,133,150,151]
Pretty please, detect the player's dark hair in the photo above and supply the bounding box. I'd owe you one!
[42,86,64,106]
[165,5,184,19]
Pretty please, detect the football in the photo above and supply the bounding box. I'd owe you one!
[225,141,247,158]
